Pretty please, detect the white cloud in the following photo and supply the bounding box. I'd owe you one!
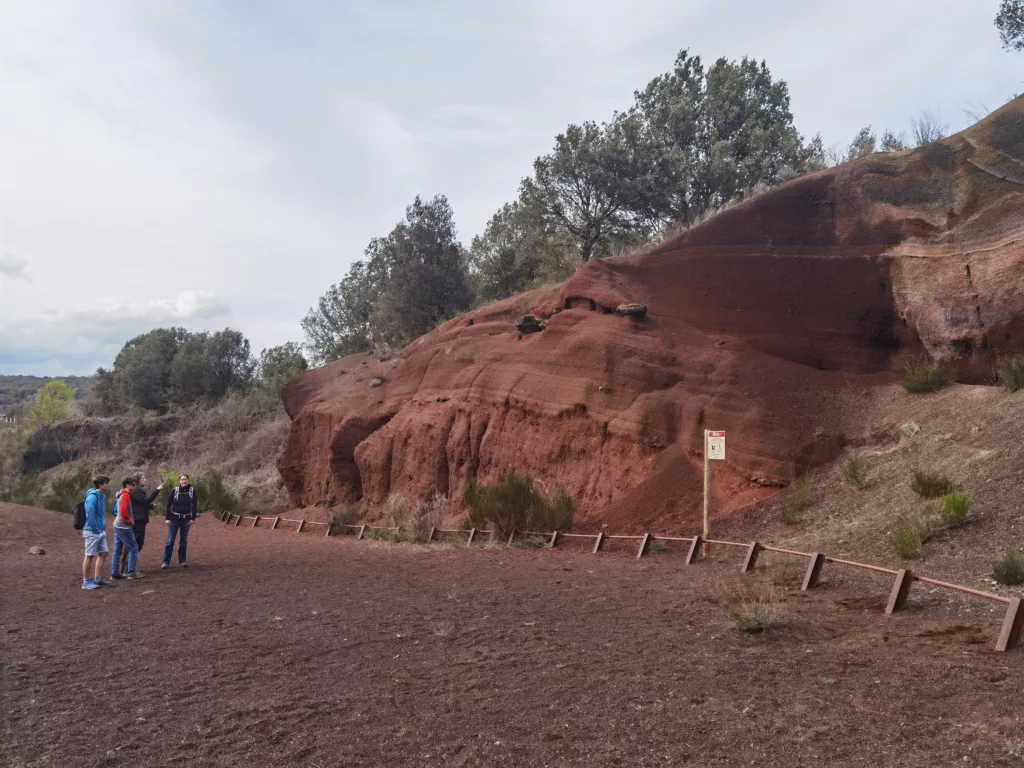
[0,290,230,373]
[0,253,29,282]
[0,0,1019,374]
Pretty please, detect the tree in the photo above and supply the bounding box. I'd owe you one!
[524,113,661,262]
[997,0,1024,50]
[301,260,381,366]
[369,195,473,348]
[468,197,578,303]
[910,112,947,146]
[631,51,823,230]
[846,127,877,161]
[27,380,75,428]
[303,195,473,364]
[880,130,909,152]
[109,328,188,411]
[169,329,257,403]
[259,343,308,394]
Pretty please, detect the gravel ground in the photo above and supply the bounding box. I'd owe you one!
[2,504,1022,767]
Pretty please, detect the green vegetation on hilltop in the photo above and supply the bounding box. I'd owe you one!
[0,375,93,418]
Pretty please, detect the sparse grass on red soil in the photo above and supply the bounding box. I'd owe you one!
[2,503,1023,768]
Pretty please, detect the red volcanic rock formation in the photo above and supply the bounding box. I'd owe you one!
[278,98,1024,531]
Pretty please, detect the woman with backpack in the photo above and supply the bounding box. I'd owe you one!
[163,474,198,568]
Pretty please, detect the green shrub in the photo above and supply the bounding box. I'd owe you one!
[910,470,954,499]
[842,453,869,490]
[999,357,1024,392]
[938,491,970,526]
[201,474,239,516]
[993,550,1024,586]
[894,519,922,559]
[779,463,812,524]
[0,471,41,507]
[156,468,238,516]
[531,489,575,532]
[380,491,445,543]
[901,359,955,394]
[329,504,362,535]
[726,592,781,634]
[464,471,575,536]
[42,467,94,513]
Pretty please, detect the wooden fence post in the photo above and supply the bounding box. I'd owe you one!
[325,522,332,538]
[234,515,242,527]
[466,528,476,547]
[801,553,826,591]
[272,516,280,530]
[685,535,702,565]
[885,569,914,614]
[548,530,560,549]
[427,527,436,543]
[741,542,761,573]
[507,529,516,546]
[253,515,260,528]
[357,524,366,540]
[636,533,651,559]
[996,597,1023,652]
[297,519,305,533]
[592,532,605,554]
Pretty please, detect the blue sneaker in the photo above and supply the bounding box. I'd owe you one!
[94,578,114,587]
[81,579,99,590]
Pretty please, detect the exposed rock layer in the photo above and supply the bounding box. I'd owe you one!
[278,98,1024,531]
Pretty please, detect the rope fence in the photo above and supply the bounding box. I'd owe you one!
[220,513,1023,653]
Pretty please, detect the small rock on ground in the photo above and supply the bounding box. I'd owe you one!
[29,546,45,555]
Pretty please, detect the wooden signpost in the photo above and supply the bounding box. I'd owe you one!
[703,430,725,553]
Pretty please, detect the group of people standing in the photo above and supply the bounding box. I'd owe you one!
[80,472,199,590]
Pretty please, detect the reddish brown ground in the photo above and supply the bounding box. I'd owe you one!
[2,503,1022,767]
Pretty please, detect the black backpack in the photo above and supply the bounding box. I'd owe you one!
[73,500,87,530]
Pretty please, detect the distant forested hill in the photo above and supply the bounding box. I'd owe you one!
[0,375,94,415]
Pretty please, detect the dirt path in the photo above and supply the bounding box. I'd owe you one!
[2,503,1022,767]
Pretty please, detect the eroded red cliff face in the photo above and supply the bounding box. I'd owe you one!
[277,98,1024,531]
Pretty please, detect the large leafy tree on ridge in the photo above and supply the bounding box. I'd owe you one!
[997,0,1024,50]
[302,195,472,365]
[524,50,825,263]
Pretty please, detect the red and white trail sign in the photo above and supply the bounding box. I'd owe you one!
[702,430,726,550]
[707,431,726,461]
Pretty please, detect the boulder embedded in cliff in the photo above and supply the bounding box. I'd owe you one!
[514,315,546,334]
[616,303,648,319]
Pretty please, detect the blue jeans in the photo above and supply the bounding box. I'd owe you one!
[111,527,139,576]
[163,518,191,565]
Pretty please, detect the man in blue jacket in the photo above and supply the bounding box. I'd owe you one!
[82,475,114,590]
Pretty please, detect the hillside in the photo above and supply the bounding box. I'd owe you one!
[0,374,94,416]
[278,96,1024,532]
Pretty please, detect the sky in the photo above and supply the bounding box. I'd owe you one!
[0,0,1019,376]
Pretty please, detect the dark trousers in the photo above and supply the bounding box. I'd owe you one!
[163,517,190,565]
[118,524,146,573]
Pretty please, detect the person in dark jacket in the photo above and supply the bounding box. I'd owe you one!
[117,472,163,575]
[163,474,198,568]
